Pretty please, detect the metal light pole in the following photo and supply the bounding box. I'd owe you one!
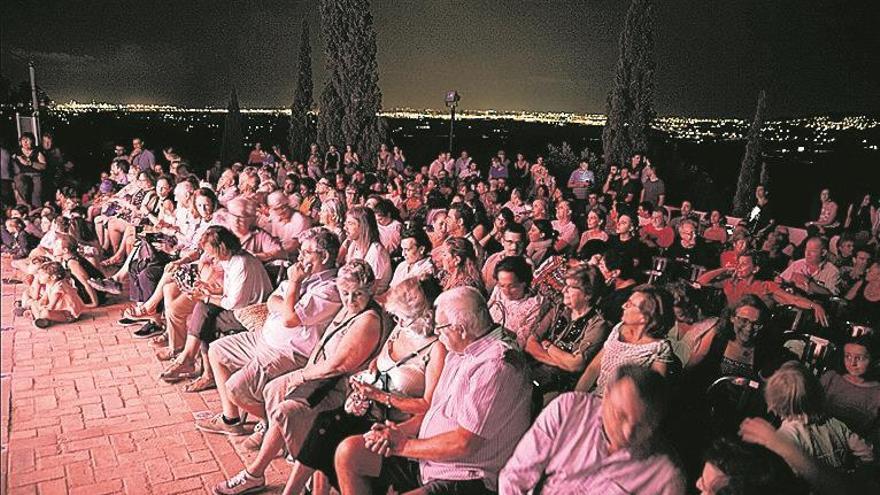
[445,91,460,153]
[28,61,39,117]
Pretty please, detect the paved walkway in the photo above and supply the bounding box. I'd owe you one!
[0,258,291,495]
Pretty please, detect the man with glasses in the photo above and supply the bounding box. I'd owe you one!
[482,223,531,292]
[335,286,532,494]
[194,228,342,446]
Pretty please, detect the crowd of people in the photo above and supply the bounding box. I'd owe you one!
[2,131,879,494]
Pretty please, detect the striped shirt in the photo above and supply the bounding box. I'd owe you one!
[418,327,532,490]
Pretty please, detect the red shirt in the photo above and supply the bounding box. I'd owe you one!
[722,277,780,305]
[640,225,674,248]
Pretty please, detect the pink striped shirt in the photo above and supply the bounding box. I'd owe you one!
[500,392,685,495]
[418,327,532,490]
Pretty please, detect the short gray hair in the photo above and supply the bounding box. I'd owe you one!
[301,227,340,266]
[434,286,492,337]
[337,259,376,294]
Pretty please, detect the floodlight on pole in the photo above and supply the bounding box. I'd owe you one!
[445,91,460,153]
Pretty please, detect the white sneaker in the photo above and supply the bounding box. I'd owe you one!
[213,469,265,495]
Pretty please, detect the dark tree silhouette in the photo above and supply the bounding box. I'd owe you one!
[318,0,385,167]
[602,0,655,168]
[733,90,767,216]
[220,87,244,166]
[288,19,315,163]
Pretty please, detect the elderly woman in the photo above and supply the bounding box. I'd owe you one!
[341,206,392,295]
[576,285,678,397]
[527,264,610,394]
[282,277,447,494]
[213,260,385,495]
[487,256,546,347]
[439,236,486,296]
[319,197,347,242]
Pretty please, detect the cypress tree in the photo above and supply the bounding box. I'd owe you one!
[733,90,767,216]
[602,0,655,167]
[319,0,384,167]
[220,87,244,166]
[289,20,315,163]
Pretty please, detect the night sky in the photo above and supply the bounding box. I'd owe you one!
[2,0,877,118]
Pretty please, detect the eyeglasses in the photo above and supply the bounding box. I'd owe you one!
[733,315,764,330]
[434,323,454,332]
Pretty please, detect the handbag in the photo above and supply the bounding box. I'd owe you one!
[344,336,438,419]
[286,302,386,408]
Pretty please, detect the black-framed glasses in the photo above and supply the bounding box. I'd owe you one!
[434,323,454,332]
[733,315,764,330]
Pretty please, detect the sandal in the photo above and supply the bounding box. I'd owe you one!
[155,347,181,361]
[183,374,216,393]
[123,304,155,320]
[159,359,198,383]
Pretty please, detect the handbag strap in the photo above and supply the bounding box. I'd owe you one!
[377,336,439,376]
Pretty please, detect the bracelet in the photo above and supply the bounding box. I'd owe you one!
[384,392,392,407]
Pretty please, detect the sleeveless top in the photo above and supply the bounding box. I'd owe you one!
[374,326,436,400]
[595,323,676,397]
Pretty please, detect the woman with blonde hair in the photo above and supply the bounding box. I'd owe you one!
[281,276,446,494]
[341,206,391,295]
[439,236,486,296]
[212,259,385,495]
[319,197,347,243]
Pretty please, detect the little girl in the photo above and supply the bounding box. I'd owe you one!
[765,361,874,470]
[820,336,880,447]
[28,261,86,329]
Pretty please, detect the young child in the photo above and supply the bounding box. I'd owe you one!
[28,261,86,329]
[765,361,874,470]
[13,256,52,317]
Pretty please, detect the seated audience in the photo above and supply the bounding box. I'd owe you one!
[334,286,532,494]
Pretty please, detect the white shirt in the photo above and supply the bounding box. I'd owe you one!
[219,251,274,310]
[347,241,393,295]
[390,257,435,287]
[377,219,403,253]
[260,269,342,357]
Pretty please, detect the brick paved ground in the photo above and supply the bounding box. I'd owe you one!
[0,257,292,495]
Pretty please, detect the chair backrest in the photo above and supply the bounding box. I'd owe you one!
[782,331,836,375]
[706,375,763,434]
